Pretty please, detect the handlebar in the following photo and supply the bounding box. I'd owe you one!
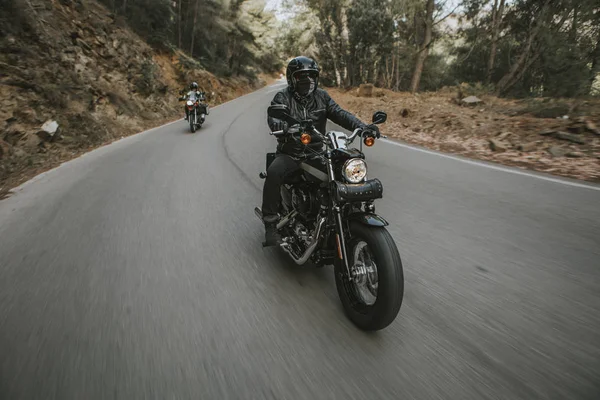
[269,123,385,144]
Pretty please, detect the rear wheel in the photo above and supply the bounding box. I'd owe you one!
[334,222,404,331]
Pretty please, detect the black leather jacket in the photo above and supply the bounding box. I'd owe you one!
[268,87,366,156]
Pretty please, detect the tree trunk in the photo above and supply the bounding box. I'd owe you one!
[177,0,182,48]
[410,0,434,94]
[589,37,600,93]
[190,0,199,56]
[570,2,578,42]
[333,57,341,86]
[385,56,390,88]
[486,0,506,84]
[394,43,400,90]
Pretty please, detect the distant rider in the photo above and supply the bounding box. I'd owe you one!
[181,82,207,121]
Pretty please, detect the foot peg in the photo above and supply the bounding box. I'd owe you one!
[254,207,263,222]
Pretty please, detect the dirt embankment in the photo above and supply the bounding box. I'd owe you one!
[0,0,276,197]
[328,85,600,183]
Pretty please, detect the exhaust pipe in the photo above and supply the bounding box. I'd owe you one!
[254,208,297,230]
[280,217,326,265]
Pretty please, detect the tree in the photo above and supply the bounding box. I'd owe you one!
[486,0,506,83]
[410,0,435,93]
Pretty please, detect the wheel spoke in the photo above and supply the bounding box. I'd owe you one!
[350,240,378,306]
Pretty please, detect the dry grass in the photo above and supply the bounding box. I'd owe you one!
[328,86,600,183]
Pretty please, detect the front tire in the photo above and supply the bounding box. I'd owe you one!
[190,112,196,133]
[334,222,404,331]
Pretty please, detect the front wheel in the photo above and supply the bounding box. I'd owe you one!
[334,222,404,331]
[190,112,197,133]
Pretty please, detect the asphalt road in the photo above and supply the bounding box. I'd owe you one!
[1,82,599,400]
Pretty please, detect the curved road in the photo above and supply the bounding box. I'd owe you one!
[1,83,599,399]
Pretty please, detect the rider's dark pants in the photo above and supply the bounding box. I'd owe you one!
[261,154,300,218]
[261,154,325,218]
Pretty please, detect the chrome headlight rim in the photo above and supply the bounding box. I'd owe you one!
[343,158,368,183]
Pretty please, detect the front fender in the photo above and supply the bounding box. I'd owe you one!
[347,212,389,227]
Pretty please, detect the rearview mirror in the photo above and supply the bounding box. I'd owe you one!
[372,111,387,124]
[267,104,299,125]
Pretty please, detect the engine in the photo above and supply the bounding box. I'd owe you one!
[291,186,319,218]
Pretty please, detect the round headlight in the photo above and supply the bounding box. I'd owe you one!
[343,158,367,183]
[186,100,193,106]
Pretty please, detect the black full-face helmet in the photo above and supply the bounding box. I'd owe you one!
[190,82,199,90]
[286,56,320,98]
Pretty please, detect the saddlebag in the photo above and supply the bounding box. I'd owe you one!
[334,178,383,203]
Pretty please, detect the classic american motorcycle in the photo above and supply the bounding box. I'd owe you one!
[255,104,404,331]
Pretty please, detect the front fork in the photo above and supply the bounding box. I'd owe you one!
[326,155,353,280]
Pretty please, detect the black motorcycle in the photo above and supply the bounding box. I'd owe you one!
[184,91,209,133]
[255,104,404,331]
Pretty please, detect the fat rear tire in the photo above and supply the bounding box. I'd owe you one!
[334,222,404,331]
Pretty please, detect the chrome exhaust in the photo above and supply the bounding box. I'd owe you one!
[280,217,326,265]
[253,208,297,230]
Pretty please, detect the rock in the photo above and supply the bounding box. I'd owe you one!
[585,119,600,135]
[461,96,483,106]
[553,131,586,145]
[76,38,92,51]
[357,84,373,97]
[61,135,75,144]
[540,130,586,144]
[496,132,513,141]
[12,147,26,158]
[4,124,27,145]
[15,107,39,122]
[566,151,584,158]
[37,120,60,141]
[21,132,42,149]
[548,146,566,157]
[0,140,11,159]
[489,139,508,152]
[400,108,411,118]
[74,63,86,74]
[517,142,537,152]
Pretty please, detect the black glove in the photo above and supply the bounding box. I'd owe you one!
[271,120,288,134]
[362,124,381,139]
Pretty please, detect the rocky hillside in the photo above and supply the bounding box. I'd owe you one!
[330,85,600,183]
[0,0,274,197]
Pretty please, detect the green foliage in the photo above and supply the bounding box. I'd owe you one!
[135,59,159,96]
[452,0,600,97]
[97,0,282,78]
[281,0,599,97]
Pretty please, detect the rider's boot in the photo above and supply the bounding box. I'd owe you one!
[263,214,282,247]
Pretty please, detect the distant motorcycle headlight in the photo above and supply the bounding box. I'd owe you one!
[343,158,367,183]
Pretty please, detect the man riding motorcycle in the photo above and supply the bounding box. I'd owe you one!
[262,56,380,246]
[181,82,207,121]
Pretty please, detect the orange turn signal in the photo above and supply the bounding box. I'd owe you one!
[364,136,375,147]
[300,133,312,145]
